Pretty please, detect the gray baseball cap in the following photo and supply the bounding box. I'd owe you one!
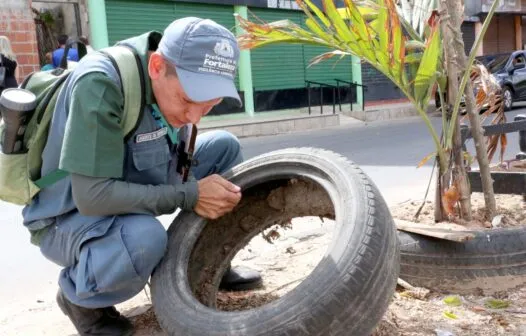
[158,17,242,107]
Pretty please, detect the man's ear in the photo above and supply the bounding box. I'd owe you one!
[148,52,165,80]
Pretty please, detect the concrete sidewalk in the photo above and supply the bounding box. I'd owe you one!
[200,100,437,138]
[343,100,437,122]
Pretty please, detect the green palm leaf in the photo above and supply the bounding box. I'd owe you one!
[375,0,388,70]
[413,19,440,108]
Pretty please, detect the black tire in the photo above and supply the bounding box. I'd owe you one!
[151,148,400,336]
[502,86,513,111]
[399,227,526,294]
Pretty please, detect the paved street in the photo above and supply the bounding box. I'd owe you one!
[241,108,525,204]
[0,107,524,323]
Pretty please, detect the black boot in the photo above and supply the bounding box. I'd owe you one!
[219,265,263,291]
[56,289,134,336]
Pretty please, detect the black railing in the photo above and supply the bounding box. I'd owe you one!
[461,115,526,197]
[305,80,338,115]
[335,79,367,112]
[461,114,526,162]
[250,80,367,115]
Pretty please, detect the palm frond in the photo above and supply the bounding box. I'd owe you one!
[236,0,447,169]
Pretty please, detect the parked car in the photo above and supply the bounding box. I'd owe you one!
[435,50,526,111]
[481,51,526,111]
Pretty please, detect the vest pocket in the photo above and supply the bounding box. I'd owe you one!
[128,140,172,185]
[132,145,171,171]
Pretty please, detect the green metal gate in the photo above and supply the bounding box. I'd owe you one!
[171,3,235,32]
[303,45,352,83]
[106,0,235,44]
[248,8,306,91]
[104,2,352,101]
[247,8,352,91]
[105,0,238,87]
[106,0,175,45]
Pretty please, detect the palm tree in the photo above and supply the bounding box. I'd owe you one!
[236,0,501,222]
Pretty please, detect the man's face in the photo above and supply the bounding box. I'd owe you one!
[149,53,222,127]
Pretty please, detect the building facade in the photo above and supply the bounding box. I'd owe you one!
[0,0,89,82]
[465,0,526,54]
[0,0,40,81]
[4,0,524,113]
[88,0,362,116]
[362,1,526,104]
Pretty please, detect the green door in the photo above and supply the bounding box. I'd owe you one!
[303,45,352,84]
[105,0,238,88]
[248,9,353,91]
[248,8,306,91]
[106,0,175,45]
[106,0,235,44]
[172,3,235,32]
[300,11,352,86]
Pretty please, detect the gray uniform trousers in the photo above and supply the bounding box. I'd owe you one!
[38,130,243,308]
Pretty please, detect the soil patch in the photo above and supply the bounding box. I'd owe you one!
[128,305,163,336]
[490,160,526,172]
[390,193,525,229]
[126,283,526,336]
[216,291,280,311]
[371,284,526,336]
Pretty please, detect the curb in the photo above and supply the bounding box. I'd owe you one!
[200,113,340,138]
[343,103,436,122]
[199,102,437,138]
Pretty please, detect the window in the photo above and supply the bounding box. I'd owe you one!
[512,54,526,67]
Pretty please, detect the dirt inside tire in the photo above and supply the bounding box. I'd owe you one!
[188,178,335,308]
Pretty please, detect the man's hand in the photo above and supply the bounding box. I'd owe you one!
[194,174,242,219]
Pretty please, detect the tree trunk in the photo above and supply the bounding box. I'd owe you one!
[463,82,497,219]
[452,119,472,220]
[439,0,472,220]
[448,0,497,220]
[434,166,444,222]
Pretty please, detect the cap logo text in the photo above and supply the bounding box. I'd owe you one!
[197,39,237,78]
[214,39,235,58]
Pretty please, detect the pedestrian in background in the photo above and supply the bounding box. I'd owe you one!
[52,34,79,68]
[41,51,55,71]
[0,36,19,93]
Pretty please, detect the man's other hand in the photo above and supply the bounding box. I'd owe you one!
[194,174,242,219]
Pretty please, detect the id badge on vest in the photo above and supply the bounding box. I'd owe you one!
[135,127,168,143]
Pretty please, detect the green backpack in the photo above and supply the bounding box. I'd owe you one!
[0,45,145,205]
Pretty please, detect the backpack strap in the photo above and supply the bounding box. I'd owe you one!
[59,38,88,70]
[100,45,145,139]
[32,72,72,189]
